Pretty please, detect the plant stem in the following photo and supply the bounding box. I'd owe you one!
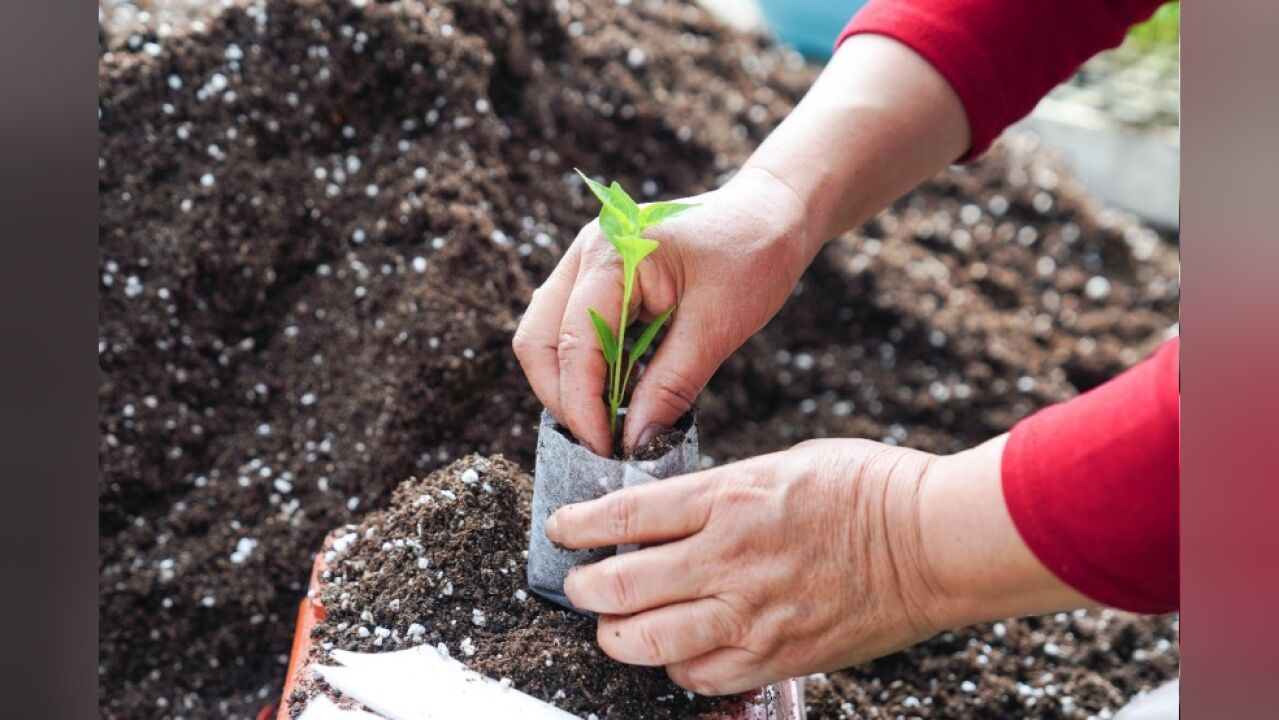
[621,359,636,404]
[610,261,636,437]
[608,347,620,436]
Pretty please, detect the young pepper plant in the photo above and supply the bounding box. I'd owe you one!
[576,169,695,439]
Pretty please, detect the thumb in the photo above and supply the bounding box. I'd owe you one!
[622,311,728,453]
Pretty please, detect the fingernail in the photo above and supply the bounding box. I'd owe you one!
[634,424,661,450]
[545,512,560,541]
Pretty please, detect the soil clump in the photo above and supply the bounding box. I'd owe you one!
[310,454,738,719]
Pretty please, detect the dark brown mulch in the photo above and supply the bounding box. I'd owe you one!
[98,0,1178,718]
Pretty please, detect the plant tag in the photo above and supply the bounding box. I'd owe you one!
[309,645,578,720]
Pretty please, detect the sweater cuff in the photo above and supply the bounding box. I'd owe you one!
[1002,339,1180,614]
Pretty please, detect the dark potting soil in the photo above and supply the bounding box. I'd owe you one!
[803,613,1179,719]
[628,409,695,461]
[555,408,694,461]
[308,454,738,719]
[628,425,687,461]
[99,0,1178,718]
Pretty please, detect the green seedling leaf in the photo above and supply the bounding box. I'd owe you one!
[608,181,641,225]
[611,234,660,268]
[639,201,696,230]
[628,307,673,365]
[578,169,640,246]
[576,171,690,444]
[576,169,617,211]
[621,306,674,398]
[598,203,632,247]
[588,308,620,365]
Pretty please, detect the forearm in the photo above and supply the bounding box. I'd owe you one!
[916,434,1093,630]
[741,33,970,252]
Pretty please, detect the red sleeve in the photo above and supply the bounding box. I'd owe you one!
[836,0,1165,161]
[1002,338,1179,614]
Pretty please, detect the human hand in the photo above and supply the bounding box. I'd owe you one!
[543,439,946,695]
[543,435,1089,695]
[512,168,821,456]
[513,32,976,458]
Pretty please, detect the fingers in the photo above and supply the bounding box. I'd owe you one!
[512,242,581,421]
[596,597,742,667]
[556,238,627,456]
[564,541,704,615]
[623,312,728,452]
[546,472,712,549]
[667,647,774,697]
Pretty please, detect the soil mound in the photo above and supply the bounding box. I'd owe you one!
[311,454,735,718]
[313,457,1177,720]
[98,0,1178,717]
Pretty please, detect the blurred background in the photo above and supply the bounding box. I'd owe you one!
[704,0,1181,231]
[101,0,1180,231]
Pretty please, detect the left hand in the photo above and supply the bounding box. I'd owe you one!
[544,439,946,696]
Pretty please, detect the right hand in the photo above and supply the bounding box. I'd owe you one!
[545,438,946,694]
[513,167,822,455]
[544,434,1091,695]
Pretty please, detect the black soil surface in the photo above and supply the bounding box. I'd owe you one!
[99,0,1179,718]
[556,408,694,460]
[310,454,738,719]
[805,612,1178,718]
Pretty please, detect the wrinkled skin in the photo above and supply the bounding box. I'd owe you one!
[546,439,946,696]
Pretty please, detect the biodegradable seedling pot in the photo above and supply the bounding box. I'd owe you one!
[527,408,698,610]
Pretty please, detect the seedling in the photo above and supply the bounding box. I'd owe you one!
[575,170,695,439]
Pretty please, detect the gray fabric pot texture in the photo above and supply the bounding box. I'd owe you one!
[527,408,698,611]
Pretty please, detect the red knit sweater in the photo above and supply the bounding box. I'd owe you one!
[840,0,1179,613]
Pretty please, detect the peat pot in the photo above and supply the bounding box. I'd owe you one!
[527,408,699,610]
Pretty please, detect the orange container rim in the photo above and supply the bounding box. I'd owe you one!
[269,535,804,719]
[273,536,331,720]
